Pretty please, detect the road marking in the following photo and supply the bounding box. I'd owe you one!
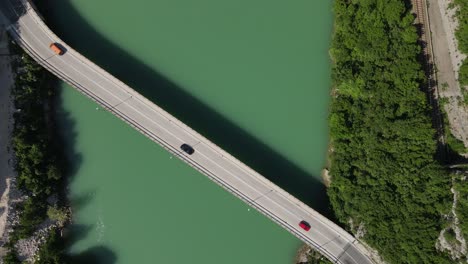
[16,16,360,263]
[6,2,370,262]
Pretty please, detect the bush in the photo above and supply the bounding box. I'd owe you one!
[454,176,468,242]
[15,197,46,239]
[47,206,68,226]
[454,0,468,55]
[3,250,21,264]
[35,228,66,264]
[453,0,468,87]
[459,61,468,87]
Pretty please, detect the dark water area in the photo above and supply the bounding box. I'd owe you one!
[44,0,334,263]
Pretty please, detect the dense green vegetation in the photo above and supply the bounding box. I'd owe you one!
[327,0,453,263]
[11,48,62,198]
[439,98,468,153]
[4,42,67,263]
[35,228,66,264]
[454,174,468,243]
[454,0,468,86]
[461,63,468,87]
[444,122,468,154]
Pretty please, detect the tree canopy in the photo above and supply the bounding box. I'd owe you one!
[328,1,453,263]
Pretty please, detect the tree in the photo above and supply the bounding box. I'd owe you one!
[47,206,68,227]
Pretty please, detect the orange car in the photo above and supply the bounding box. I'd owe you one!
[49,43,65,55]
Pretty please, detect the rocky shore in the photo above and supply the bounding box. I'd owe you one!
[0,26,60,262]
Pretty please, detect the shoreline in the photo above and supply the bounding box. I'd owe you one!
[0,24,71,261]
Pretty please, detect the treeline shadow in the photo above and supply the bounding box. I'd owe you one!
[412,12,451,164]
[51,76,83,200]
[37,0,333,216]
[0,0,26,25]
[53,39,116,263]
[63,224,117,264]
[68,246,117,264]
[0,1,118,262]
[413,13,468,166]
[445,146,468,165]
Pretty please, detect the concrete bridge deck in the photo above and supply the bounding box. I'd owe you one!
[0,1,374,263]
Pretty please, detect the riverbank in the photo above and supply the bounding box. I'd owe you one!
[294,244,332,264]
[1,34,69,263]
[426,2,468,259]
[327,0,454,263]
[0,25,16,257]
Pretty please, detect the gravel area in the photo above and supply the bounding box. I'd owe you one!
[436,175,468,260]
[428,0,468,152]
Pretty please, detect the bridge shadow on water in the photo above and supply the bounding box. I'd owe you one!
[1,0,117,262]
[39,0,332,215]
[40,0,334,233]
[55,71,117,263]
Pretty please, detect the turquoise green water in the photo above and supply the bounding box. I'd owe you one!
[49,0,333,263]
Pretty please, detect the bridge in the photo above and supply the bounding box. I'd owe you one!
[0,1,374,263]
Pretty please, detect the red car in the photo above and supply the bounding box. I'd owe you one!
[299,220,311,231]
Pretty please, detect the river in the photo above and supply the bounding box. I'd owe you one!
[45,0,333,263]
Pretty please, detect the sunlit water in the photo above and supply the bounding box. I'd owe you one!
[49,0,333,263]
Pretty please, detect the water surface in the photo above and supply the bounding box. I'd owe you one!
[50,0,333,263]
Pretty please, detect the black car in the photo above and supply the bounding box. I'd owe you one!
[180,143,195,155]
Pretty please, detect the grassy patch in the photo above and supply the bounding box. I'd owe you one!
[461,86,468,105]
[446,130,468,154]
[441,82,449,91]
[453,0,468,86]
[460,61,468,87]
[444,228,458,244]
[454,175,468,243]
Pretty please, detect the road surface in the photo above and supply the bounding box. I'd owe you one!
[0,1,374,263]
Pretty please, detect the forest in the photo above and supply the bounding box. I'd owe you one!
[327,0,454,263]
[4,43,67,263]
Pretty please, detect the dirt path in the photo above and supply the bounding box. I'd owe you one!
[428,0,468,153]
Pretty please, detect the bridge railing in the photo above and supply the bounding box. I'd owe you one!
[6,1,375,263]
